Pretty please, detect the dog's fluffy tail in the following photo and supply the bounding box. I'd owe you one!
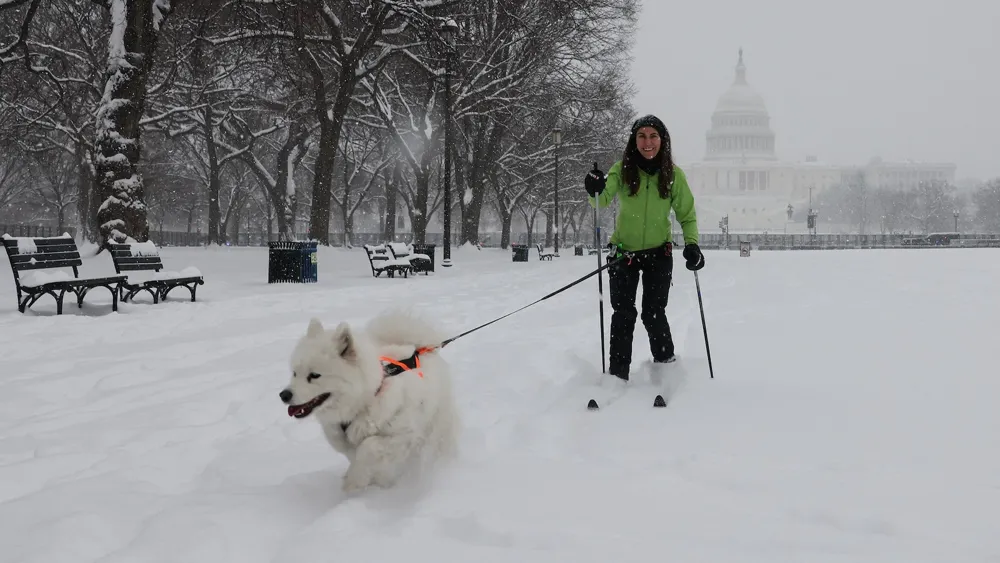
[365,307,450,350]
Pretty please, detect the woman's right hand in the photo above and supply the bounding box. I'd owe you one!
[585,162,606,196]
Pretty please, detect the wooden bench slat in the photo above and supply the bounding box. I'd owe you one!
[20,274,126,287]
[108,248,157,257]
[5,244,80,255]
[68,275,126,285]
[114,255,163,265]
[13,258,85,270]
[28,237,75,247]
[9,250,81,262]
[1,237,73,248]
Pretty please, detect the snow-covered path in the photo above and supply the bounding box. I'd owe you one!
[0,244,996,562]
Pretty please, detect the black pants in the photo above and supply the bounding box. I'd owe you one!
[607,244,674,377]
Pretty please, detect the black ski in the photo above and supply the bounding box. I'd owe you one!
[586,359,675,410]
[586,393,668,410]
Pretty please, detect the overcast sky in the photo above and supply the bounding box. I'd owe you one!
[628,0,998,182]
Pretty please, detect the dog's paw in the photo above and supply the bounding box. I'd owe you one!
[341,479,369,494]
[345,418,376,445]
[342,466,372,493]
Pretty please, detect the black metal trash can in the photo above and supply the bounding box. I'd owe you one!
[511,244,529,262]
[268,241,318,283]
[574,245,584,256]
[411,243,435,273]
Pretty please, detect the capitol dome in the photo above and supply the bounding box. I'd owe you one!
[704,49,777,161]
[714,78,768,114]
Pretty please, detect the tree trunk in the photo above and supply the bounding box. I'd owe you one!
[76,146,96,242]
[228,203,240,243]
[271,137,301,239]
[93,0,171,244]
[266,194,273,241]
[458,122,503,245]
[203,106,222,244]
[242,122,308,240]
[384,162,399,242]
[544,209,553,247]
[499,209,512,249]
[340,161,351,247]
[306,72,355,244]
[410,173,429,245]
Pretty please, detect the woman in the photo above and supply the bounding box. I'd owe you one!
[584,114,705,381]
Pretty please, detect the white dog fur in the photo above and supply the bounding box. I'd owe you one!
[280,309,459,493]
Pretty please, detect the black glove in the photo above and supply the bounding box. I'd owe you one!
[682,243,705,271]
[606,242,622,259]
[585,162,606,197]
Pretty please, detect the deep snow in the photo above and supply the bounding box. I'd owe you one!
[0,242,997,562]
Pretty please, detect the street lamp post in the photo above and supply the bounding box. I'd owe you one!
[552,127,561,256]
[439,18,458,267]
[953,210,959,232]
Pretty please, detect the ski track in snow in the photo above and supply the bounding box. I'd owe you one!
[0,244,998,562]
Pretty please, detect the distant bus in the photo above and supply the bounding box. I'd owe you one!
[926,232,960,246]
[901,232,960,246]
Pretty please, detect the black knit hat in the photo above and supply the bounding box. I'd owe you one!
[631,114,667,138]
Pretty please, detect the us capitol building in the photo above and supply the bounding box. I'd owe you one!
[681,49,957,233]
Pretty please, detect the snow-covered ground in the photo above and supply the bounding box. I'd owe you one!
[0,242,997,562]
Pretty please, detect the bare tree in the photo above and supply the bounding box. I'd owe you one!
[207,0,458,244]
[91,0,175,242]
[448,0,638,245]
[909,179,956,234]
[2,0,637,247]
[871,188,913,235]
[2,1,113,241]
[972,179,1000,233]
[0,145,30,222]
[365,67,442,244]
[333,123,392,245]
[29,149,78,231]
[1,0,176,242]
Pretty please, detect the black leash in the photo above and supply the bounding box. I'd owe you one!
[439,253,621,349]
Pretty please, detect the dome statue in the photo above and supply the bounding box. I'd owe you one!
[705,48,777,161]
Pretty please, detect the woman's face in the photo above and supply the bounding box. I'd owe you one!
[635,126,662,160]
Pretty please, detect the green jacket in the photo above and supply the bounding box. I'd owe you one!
[588,161,699,251]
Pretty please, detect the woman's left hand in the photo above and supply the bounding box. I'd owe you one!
[683,244,705,271]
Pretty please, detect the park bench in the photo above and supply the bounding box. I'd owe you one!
[106,240,204,303]
[536,243,556,260]
[363,244,412,278]
[386,242,432,274]
[2,233,125,314]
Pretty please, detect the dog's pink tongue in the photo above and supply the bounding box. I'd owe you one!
[288,405,304,417]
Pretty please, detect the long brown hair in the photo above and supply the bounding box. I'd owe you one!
[621,118,675,198]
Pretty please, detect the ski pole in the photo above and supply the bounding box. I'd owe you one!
[592,163,607,374]
[693,270,714,379]
[595,198,607,373]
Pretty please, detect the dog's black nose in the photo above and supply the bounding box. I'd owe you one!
[279,389,293,403]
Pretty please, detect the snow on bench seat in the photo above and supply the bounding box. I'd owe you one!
[2,232,73,255]
[106,239,205,304]
[363,244,413,278]
[2,234,124,314]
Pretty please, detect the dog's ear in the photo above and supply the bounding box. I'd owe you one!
[307,317,325,338]
[333,322,356,361]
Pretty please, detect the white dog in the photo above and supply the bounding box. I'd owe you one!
[279,309,459,493]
